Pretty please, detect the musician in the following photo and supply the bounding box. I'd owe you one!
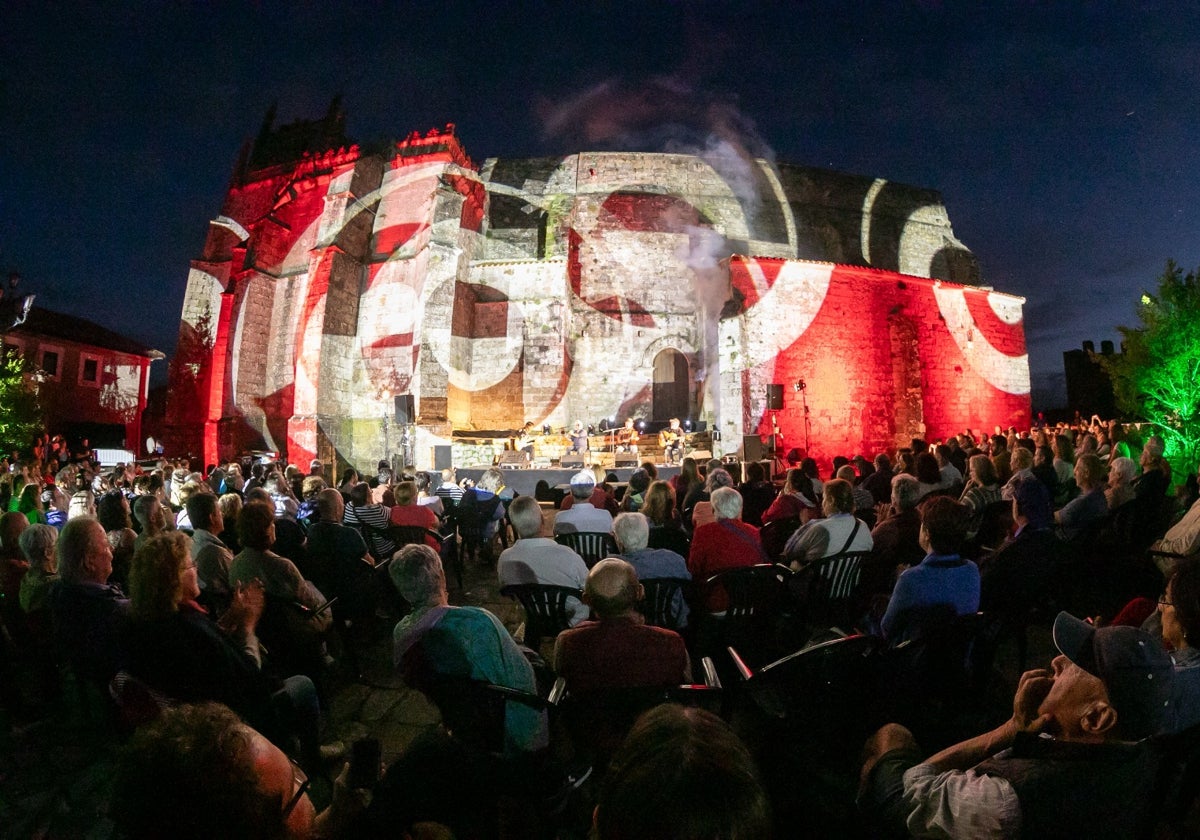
[514,422,535,459]
[616,418,640,453]
[570,421,589,454]
[659,418,684,465]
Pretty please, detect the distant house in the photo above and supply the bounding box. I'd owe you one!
[2,307,164,453]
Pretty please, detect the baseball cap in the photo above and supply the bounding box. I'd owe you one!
[1052,612,1173,740]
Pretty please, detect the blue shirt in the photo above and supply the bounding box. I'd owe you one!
[621,547,691,628]
[880,553,980,641]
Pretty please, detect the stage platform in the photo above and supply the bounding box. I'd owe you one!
[456,465,680,497]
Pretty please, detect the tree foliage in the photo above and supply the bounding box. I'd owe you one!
[1102,260,1200,476]
[0,350,43,456]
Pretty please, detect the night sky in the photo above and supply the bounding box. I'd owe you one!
[5,2,1199,405]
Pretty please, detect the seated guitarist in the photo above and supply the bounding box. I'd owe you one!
[616,418,640,453]
[659,418,684,465]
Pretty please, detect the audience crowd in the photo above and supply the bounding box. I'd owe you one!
[3,414,1200,837]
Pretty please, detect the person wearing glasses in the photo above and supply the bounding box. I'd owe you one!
[1158,555,1200,732]
[112,702,366,839]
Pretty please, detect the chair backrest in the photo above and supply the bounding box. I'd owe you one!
[735,634,879,719]
[973,499,1014,553]
[501,583,583,649]
[760,517,801,561]
[555,531,619,568]
[109,670,174,733]
[387,525,443,550]
[703,563,792,621]
[638,577,692,630]
[804,550,869,601]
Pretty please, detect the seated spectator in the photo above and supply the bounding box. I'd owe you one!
[174,481,204,530]
[1052,433,1076,487]
[1105,456,1138,511]
[620,468,652,513]
[248,484,306,569]
[643,480,690,557]
[305,488,375,622]
[68,489,96,520]
[688,488,766,611]
[862,474,925,600]
[1032,444,1059,495]
[879,496,979,642]
[414,471,444,520]
[297,475,326,527]
[979,476,1057,617]
[132,494,168,556]
[1154,494,1200,562]
[231,501,328,679]
[613,511,690,628]
[837,464,876,522]
[554,470,614,535]
[554,558,691,693]
[458,467,509,547]
[1158,556,1200,731]
[861,453,895,505]
[761,467,819,525]
[1001,446,1035,500]
[935,446,963,490]
[1054,453,1108,541]
[390,544,546,755]
[434,468,463,506]
[111,702,359,840]
[958,453,1003,535]
[98,490,137,590]
[670,458,701,514]
[42,485,67,531]
[217,492,243,554]
[914,452,943,500]
[49,516,129,685]
[16,482,47,526]
[783,478,873,570]
[123,532,321,762]
[1134,434,1172,501]
[498,495,589,625]
[18,522,58,615]
[595,704,771,840]
[388,480,439,539]
[860,614,1173,839]
[689,468,734,530]
[737,461,775,527]
[188,491,235,614]
[343,481,396,560]
[0,511,30,614]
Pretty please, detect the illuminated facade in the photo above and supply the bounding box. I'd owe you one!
[166,109,1030,470]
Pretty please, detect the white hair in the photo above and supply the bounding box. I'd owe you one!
[711,487,743,521]
[613,512,650,552]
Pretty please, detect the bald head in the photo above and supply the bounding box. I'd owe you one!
[584,558,642,619]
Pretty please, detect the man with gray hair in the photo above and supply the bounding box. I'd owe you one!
[499,495,589,625]
[613,512,690,627]
[49,516,128,684]
[554,470,614,535]
[390,544,547,754]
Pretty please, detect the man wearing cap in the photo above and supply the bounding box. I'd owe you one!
[554,471,614,535]
[859,612,1173,838]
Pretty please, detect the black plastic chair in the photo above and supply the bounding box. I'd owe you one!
[791,550,870,634]
[501,583,583,650]
[760,517,801,562]
[638,576,692,631]
[555,531,619,568]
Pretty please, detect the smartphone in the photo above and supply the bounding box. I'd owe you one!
[348,736,381,790]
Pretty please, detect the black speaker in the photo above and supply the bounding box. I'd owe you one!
[561,454,585,468]
[743,435,764,462]
[614,453,639,468]
[395,394,415,424]
[433,445,452,470]
[766,384,784,411]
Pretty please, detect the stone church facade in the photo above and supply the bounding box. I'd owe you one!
[166,107,1029,471]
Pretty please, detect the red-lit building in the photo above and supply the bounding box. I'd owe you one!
[3,307,163,453]
[166,106,1030,471]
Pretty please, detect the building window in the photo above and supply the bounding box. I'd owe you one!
[41,350,60,378]
[80,354,101,386]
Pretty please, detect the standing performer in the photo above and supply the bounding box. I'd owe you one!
[569,420,589,454]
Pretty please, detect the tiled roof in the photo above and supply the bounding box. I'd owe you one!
[9,306,163,359]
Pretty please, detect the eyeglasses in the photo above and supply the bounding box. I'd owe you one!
[281,758,310,819]
[1159,596,1175,608]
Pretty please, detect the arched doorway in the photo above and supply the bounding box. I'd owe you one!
[652,349,690,422]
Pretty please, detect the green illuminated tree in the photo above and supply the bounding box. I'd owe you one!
[0,350,42,456]
[1103,260,1200,477]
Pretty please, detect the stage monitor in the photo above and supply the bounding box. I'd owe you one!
[561,454,585,469]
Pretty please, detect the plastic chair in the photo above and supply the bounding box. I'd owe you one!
[791,550,870,633]
[760,517,801,561]
[501,583,583,650]
[554,531,619,568]
[638,576,692,631]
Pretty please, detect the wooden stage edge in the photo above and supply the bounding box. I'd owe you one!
[455,466,681,497]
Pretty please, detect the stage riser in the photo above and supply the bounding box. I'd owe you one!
[453,466,681,497]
